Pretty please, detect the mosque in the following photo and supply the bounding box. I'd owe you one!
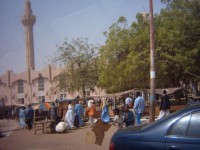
[0,0,105,107]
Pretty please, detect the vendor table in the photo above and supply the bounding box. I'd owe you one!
[34,120,54,135]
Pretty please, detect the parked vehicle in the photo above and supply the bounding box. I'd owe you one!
[110,104,200,150]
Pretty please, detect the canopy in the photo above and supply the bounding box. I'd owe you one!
[57,98,76,103]
[33,102,52,110]
[154,87,183,95]
[15,103,26,107]
[80,87,183,99]
[57,95,80,103]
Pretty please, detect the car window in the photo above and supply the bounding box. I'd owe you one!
[187,111,200,137]
[168,114,191,136]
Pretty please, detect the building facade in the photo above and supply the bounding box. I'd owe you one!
[0,65,105,106]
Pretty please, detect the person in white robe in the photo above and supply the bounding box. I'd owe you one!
[65,102,75,129]
[19,107,26,128]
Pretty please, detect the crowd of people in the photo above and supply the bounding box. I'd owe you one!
[16,90,172,133]
[55,91,147,132]
[55,99,96,132]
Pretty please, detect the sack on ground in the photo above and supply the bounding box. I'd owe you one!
[55,122,68,132]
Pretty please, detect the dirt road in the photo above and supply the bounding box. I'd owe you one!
[0,120,117,150]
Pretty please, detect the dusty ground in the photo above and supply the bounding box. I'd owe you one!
[0,119,118,150]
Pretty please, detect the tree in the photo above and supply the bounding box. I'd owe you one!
[98,0,200,92]
[98,15,150,93]
[98,16,130,93]
[54,38,99,97]
[155,0,200,87]
[53,0,200,95]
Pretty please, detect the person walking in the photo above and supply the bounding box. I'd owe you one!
[134,91,145,125]
[75,100,85,127]
[158,90,170,119]
[85,100,96,127]
[25,104,34,130]
[65,101,75,129]
[19,107,26,128]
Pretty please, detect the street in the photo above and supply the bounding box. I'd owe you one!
[0,119,118,150]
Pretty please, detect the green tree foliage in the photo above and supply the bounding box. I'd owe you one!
[98,15,150,93]
[98,16,129,93]
[156,0,200,87]
[98,0,200,92]
[53,0,200,94]
[54,38,99,97]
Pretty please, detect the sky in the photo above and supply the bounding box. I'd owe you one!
[0,0,166,75]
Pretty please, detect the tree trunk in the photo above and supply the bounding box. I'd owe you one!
[82,85,86,97]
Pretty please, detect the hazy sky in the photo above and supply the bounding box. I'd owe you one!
[0,0,166,75]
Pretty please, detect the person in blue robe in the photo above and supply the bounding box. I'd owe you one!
[75,101,85,126]
[101,99,110,123]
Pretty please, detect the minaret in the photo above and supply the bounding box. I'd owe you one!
[21,0,36,70]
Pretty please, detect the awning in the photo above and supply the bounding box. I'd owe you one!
[81,87,183,98]
[32,102,52,110]
[57,98,76,103]
[154,87,183,95]
[14,103,26,107]
[57,96,80,103]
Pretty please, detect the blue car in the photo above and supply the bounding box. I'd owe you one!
[110,104,200,150]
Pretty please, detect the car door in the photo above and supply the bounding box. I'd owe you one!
[165,111,200,150]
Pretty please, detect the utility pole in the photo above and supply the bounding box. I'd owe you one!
[149,0,155,122]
